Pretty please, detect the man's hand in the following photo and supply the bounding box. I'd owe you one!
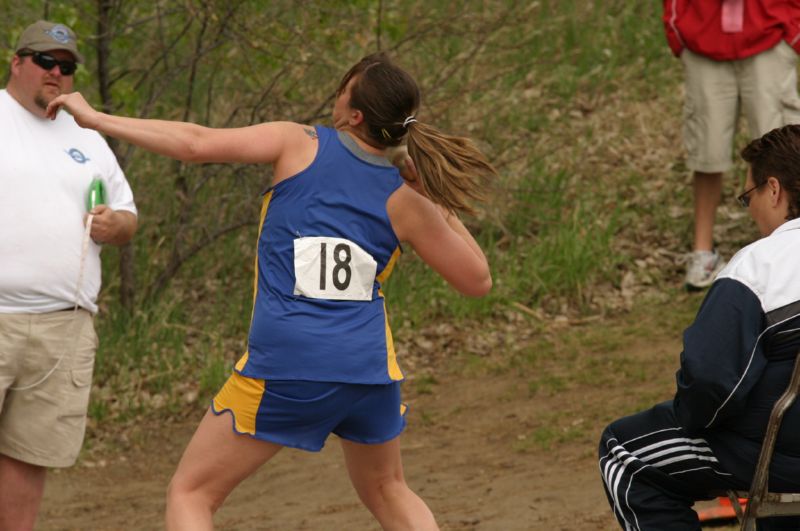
[86,205,137,245]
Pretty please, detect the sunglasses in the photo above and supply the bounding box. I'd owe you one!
[737,181,766,208]
[18,51,77,76]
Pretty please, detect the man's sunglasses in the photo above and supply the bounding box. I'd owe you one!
[18,51,77,76]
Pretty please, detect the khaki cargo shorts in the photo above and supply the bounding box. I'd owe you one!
[0,310,97,468]
[682,40,800,173]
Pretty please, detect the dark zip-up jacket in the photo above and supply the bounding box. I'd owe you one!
[674,217,800,488]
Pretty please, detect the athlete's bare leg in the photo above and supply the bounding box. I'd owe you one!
[340,436,438,531]
[165,409,282,531]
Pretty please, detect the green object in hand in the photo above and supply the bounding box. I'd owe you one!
[87,177,105,210]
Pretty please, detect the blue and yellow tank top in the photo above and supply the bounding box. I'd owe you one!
[235,126,405,384]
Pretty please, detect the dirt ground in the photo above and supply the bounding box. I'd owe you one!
[37,303,744,531]
[41,376,617,531]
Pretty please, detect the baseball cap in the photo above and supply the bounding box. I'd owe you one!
[15,20,85,63]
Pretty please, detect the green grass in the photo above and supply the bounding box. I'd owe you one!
[200,351,230,398]
[514,423,588,453]
[383,163,624,325]
[414,374,439,395]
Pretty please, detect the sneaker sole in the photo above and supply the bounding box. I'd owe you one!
[685,261,727,290]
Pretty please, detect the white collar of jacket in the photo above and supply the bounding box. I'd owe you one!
[717,217,800,312]
[772,216,800,236]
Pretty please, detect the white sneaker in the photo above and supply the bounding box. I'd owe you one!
[685,250,726,289]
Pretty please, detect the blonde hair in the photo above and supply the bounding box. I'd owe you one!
[406,121,496,216]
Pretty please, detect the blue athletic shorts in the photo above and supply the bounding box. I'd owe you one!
[211,372,407,452]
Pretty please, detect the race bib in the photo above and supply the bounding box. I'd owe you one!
[293,236,377,301]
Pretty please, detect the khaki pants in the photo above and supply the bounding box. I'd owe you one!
[0,310,97,467]
[682,41,800,173]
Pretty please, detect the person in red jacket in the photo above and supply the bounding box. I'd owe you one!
[663,0,800,289]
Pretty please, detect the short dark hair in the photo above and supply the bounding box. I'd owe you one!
[741,124,800,220]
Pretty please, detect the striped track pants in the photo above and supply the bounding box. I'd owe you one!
[599,400,749,531]
[600,401,800,531]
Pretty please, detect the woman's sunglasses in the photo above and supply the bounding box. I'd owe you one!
[736,181,767,208]
[18,51,77,76]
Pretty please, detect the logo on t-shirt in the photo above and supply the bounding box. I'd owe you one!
[65,148,90,164]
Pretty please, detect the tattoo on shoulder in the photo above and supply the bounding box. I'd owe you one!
[304,128,318,140]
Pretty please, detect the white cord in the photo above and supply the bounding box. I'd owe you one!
[9,214,94,391]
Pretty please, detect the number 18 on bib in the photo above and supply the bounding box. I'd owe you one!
[293,236,378,301]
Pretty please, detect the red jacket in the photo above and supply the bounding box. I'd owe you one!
[663,0,800,60]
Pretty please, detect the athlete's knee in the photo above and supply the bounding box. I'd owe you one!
[166,474,225,515]
[165,476,184,507]
[377,474,408,498]
[359,471,409,507]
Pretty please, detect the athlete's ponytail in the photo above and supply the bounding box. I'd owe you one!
[405,120,495,216]
[342,52,497,215]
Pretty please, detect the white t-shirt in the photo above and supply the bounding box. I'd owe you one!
[0,89,137,314]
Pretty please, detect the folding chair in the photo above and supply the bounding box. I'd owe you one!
[726,350,800,530]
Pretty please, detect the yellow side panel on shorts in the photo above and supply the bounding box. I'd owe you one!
[212,372,265,435]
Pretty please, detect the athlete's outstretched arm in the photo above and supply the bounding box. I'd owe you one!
[387,185,491,297]
[46,92,292,165]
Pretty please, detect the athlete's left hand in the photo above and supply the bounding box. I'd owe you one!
[46,92,101,130]
[386,145,425,196]
[399,156,425,196]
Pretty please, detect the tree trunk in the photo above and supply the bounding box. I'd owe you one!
[96,0,136,313]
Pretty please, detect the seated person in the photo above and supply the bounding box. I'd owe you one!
[599,124,800,531]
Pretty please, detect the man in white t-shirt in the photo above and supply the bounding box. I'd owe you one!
[0,20,137,530]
